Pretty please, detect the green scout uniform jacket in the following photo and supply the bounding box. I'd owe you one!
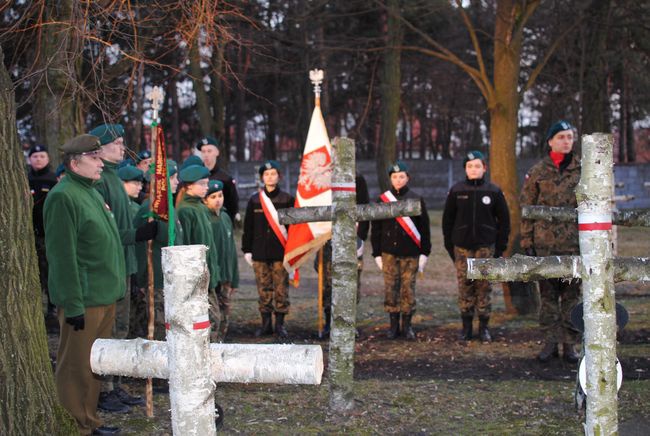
[177,195,221,288]
[520,153,581,256]
[44,170,126,317]
[134,199,185,289]
[209,210,239,288]
[95,160,138,275]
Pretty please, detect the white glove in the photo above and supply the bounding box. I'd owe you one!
[235,213,241,223]
[418,254,428,273]
[356,241,364,258]
[244,252,253,267]
[375,256,383,270]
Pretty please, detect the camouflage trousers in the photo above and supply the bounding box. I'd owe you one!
[454,246,493,316]
[208,282,234,342]
[382,253,418,314]
[317,242,362,309]
[253,261,290,314]
[539,278,581,343]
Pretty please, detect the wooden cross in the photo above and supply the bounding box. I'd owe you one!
[91,245,323,435]
[277,136,422,412]
[146,85,164,122]
[466,134,650,435]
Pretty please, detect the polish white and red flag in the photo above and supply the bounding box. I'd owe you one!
[283,101,333,279]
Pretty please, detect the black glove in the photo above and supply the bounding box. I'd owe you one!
[66,314,85,331]
[135,221,158,242]
[524,247,537,257]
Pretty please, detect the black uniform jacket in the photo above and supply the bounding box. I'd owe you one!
[29,165,58,237]
[241,187,294,262]
[370,186,431,258]
[442,177,510,258]
[209,165,239,222]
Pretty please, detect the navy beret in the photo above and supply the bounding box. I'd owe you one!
[463,150,486,166]
[28,144,48,156]
[137,150,152,161]
[196,136,219,150]
[89,124,125,145]
[55,163,66,178]
[259,160,281,177]
[546,120,574,142]
[388,160,409,176]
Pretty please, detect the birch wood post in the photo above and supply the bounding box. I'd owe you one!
[162,245,216,435]
[521,205,650,227]
[329,137,358,411]
[577,134,617,435]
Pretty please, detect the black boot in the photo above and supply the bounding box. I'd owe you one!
[537,342,559,363]
[255,313,273,337]
[402,314,416,340]
[461,314,473,341]
[387,313,400,339]
[478,315,492,343]
[563,343,579,363]
[275,313,289,339]
[323,308,332,336]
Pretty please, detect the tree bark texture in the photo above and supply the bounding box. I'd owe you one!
[376,0,402,192]
[328,137,358,412]
[161,245,216,436]
[190,35,215,137]
[522,205,650,227]
[0,45,77,435]
[277,200,421,225]
[467,255,649,283]
[577,133,617,435]
[33,0,83,166]
[91,340,323,385]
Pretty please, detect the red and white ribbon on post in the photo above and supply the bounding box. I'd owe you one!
[578,212,612,231]
[331,182,356,193]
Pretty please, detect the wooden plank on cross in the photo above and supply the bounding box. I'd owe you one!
[277,136,422,412]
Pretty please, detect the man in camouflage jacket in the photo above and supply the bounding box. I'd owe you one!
[520,120,581,364]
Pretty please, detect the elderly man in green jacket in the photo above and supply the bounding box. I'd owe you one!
[89,123,158,412]
[44,134,124,436]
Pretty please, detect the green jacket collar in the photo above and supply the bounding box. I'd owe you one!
[67,169,97,188]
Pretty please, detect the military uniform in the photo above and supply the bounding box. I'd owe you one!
[208,165,239,222]
[520,152,581,351]
[44,135,125,435]
[28,161,58,315]
[442,171,510,341]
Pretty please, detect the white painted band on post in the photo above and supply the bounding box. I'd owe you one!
[578,212,612,224]
[331,182,356,192]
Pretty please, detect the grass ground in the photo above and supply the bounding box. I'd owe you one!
[49,211,650,434]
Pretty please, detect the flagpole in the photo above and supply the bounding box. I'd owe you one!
[317,247,324,338]
[145,85,163,417]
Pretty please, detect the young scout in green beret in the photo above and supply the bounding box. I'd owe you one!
[520,120,581,364]
[133,160,185,341]
[204,179,240,341]
[370,161,431,340]
[89,123,156,411]
[442,150,510,343]
[176,164,222,340]
[197,136,240,223]
[43,134,125,435]
[241,160,295,339]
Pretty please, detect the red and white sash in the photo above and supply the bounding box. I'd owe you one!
[259,190,288,247]
[380,190,421,248]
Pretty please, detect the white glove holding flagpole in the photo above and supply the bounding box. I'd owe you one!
[418,254,428,273]
[374,256,383,270]
[244,252,253,267]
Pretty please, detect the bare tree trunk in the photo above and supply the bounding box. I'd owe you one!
[210,42,226,138]
[0,45,78,436]
[33,0,83,167]
[376,0,402,192]
[189,34,214,137]
[133,62,145,152]
[168,78,181,160]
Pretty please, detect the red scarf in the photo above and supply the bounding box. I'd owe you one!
[549,151,565,168]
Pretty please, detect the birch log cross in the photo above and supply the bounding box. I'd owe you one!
[467,134,650,436]
[277,136,422,412]
[90,245,323,435]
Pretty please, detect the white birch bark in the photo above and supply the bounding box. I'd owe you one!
[90,340,323,385]
[328,137,358,411]
[522,205,650,227]
[162,245,216,436]
[578,134,617,435]
[278,199,421,224]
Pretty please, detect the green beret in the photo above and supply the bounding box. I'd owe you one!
[167,159,178,176]
[259,159,281,177]
[196,136,219,150]
[59,134,102,155]
[179,165,210,183]
[118,165,144,182]
[206,180,224,196]
[118,158,135,169]
[89,124,125,145]
[464,150,486,166]
[388,160,408,176]
[546,120,574,142]
[180,155,205,170]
